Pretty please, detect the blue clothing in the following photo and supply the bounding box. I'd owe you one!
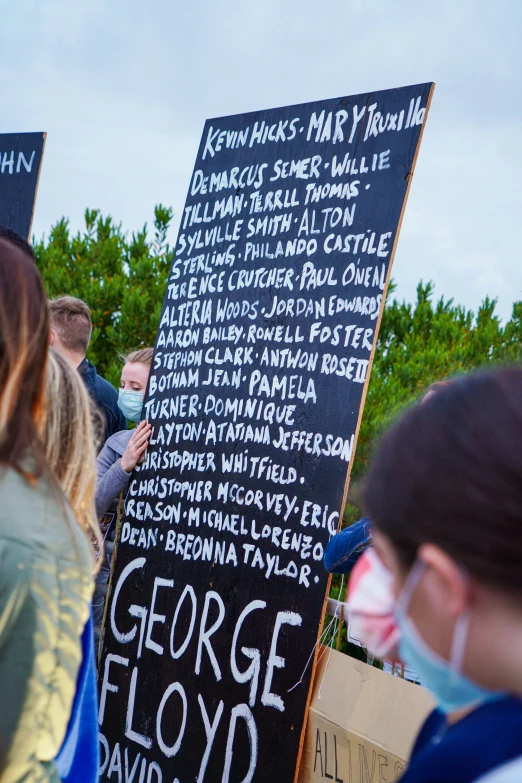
[324,517,372,574]
[55,616,99,783]
[78,358,126,441]
[401,697,522,782]
[477,757,522,782]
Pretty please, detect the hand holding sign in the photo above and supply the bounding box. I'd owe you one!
[121,421,153,473]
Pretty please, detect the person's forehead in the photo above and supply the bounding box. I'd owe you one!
[122,362,149,378]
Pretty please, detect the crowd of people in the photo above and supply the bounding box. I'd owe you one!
[0,224,521,782]
[0,227,154,781]
[325,376,522,782]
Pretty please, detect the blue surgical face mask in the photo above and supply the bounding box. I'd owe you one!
[395,561,501,714]
[118,390,144,423]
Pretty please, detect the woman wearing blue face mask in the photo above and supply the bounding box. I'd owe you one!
[93,347,153,654]
[96,347,153,517]
[362,368,522,783]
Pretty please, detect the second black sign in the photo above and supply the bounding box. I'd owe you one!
[0,132,45,238]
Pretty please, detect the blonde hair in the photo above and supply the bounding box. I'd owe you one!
[124,347,154,365]
[44,350,103,571]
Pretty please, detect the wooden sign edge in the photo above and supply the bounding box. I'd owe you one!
[292,81,436,783]
[27,131,46,240]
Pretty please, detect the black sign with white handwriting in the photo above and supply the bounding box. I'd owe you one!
[0,133,45,238]
[99,83,434,783]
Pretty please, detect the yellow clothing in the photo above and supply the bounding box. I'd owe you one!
[0,467,93,783]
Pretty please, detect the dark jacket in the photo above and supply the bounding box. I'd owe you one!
[78,359,126,441]
[323,517,372,574]
[402,697,522,783]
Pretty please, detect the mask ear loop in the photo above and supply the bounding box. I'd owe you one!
[401,560,473,693]
[398,559,426,614]
[449,609,470,684]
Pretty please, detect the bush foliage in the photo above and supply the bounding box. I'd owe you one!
[35,207,522,497]
[35,205,173,388]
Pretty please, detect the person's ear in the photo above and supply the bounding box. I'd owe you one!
[418,543,468,618]
[49,328,55,347]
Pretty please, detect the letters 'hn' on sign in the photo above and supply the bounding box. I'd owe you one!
[0,132,46,238]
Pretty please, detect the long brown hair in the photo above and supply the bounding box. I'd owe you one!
[0,229,49,475]
[44,351,104,571]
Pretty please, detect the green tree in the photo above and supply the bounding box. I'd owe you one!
[331,284,522,654]
[352,282,505,485]
[35,206,522,502]
[35,207,522,657]
[34,205,173,387]
[342,281,522,527]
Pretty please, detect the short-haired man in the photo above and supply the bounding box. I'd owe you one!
[48,296,126,441]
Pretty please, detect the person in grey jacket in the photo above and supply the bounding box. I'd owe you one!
[94,348,153,655]
[96,424,150,518]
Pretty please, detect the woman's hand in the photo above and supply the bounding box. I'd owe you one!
[120,420,152,473]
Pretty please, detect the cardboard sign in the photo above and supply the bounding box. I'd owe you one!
[298,648,434,783]
[0,133,46,238]
[326,598,420,682]
[99,83,434,783]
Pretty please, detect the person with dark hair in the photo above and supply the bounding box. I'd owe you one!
[326,381,451,678]
[0,227,94,781]
[48,295,125,440]
[355,368,522,782]
[0,225,36,258]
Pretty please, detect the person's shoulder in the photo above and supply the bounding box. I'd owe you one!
[0,467,43,523]
[410,707,446,756]
[0,467,90,556]
[405,698,522,783]
[104,429,133,455]
[93,370,119,403]
[85,365,126,437]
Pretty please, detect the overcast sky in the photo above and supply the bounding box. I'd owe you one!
[3,0,521,319]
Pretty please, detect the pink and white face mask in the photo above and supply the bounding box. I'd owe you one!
[346,548,400,660]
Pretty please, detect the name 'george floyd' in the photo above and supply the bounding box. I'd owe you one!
[99,82,433,783]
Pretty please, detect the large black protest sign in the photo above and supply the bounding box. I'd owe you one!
[99,83,434,783]
[0,133,46,238]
